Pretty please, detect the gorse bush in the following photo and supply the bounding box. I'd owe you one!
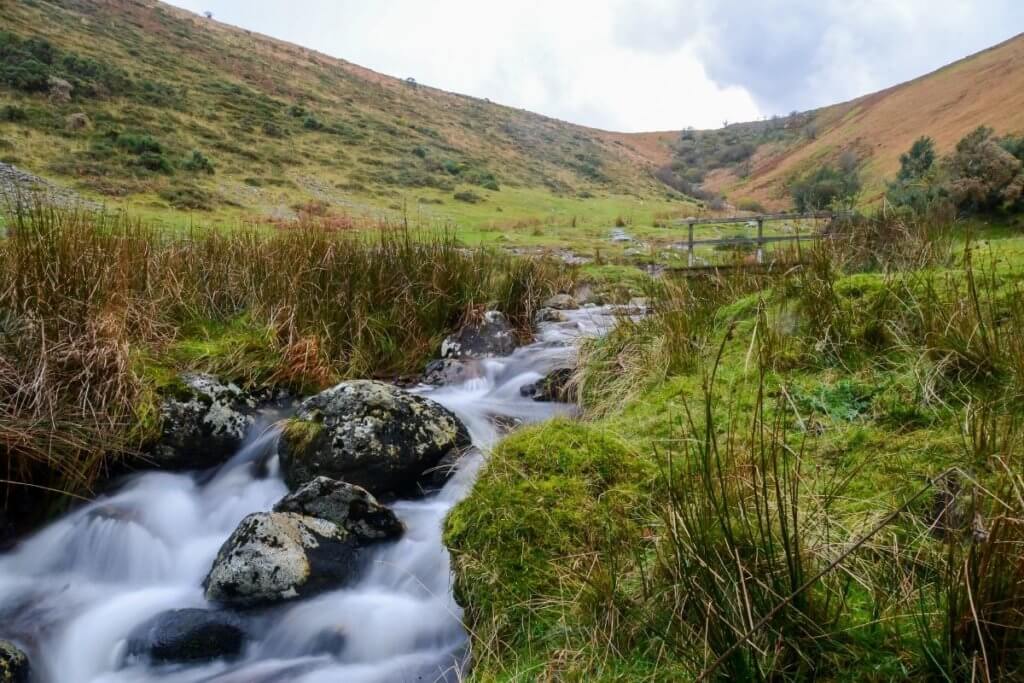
[0,202,572,528]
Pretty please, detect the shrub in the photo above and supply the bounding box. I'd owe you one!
[736,197,766,213]
[453,190,482,203]
[159,185,213,209]
[0,105,27,122]
[115,133,163,155]
[182,150,214,174]
[790,159,861,211]
[302,115,323,131]
[134,151,173,174]
[944,126,1023,212]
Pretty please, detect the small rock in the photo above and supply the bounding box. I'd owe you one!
[533,307,567,324]
[125,609,245,664]
[278,380,471,496]
[542,294,578,310]
[0,640,29,683]
[204,512,360,608]
[274,477,403,542]
[440,310,516,359]
[418,447,471,492]
[626,297,651,314]
[422,358,482,386]
[150,373,256,471]
[519,368,576,403]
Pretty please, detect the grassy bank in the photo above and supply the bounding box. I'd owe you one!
[0,203,572,528]
[445,210,1024,681]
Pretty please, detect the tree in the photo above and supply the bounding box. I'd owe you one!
[887,137,944,211]
[897,136,936,181]
[945,126,1023,212]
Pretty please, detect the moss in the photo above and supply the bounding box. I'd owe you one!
[445,419,659,678]
[280,418,324,459]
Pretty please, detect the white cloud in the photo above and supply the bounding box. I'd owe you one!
[164,0,1023,131]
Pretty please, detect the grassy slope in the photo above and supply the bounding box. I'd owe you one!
[446,223,1024,680]
[703,33,1024,209]
[0,0,686,230]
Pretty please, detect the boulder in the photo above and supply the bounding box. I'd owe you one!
[125,609,245,664]
[150,373,255,471]
[278,380,471,496]
[273,477,403,542]
[533,307,567,324]
[0,641,29,683]
[422,358,481,386]
[440,311,516,359]
[542,293,578,310]
[204,512,360,608]
[519,367,576,403]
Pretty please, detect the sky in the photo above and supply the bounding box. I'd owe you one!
[164,0,1023,132]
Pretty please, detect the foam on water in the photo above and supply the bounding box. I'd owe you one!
[0,306,623,682]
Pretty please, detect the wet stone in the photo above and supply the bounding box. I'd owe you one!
[125,608,245,665]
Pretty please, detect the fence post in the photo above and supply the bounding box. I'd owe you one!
[687,221,695,267]
[756,218,764,264]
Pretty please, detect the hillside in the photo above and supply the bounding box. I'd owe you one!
[0,0,680,226]
[689,32,1024,209]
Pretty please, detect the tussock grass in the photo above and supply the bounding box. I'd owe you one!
[448,209,1024,680]
[0,201,571,528]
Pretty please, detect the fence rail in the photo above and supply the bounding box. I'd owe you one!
[668,211,839,265]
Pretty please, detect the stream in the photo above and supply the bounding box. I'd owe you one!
[0,306,621,683]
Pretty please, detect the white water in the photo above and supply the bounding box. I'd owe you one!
[0,307,622,683]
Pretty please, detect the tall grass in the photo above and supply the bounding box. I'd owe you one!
[0,202,572,526]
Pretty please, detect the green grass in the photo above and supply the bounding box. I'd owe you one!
[446,212,1024,681]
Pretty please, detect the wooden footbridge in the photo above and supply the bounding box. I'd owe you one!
[670,211,839,267]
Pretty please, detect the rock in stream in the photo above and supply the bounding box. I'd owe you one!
[278,380,471,496]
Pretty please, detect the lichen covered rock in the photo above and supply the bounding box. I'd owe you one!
[203,512,360,608]
[422,358,482,386]
[440,310,516,359]
[125,608,245,664]
[542,293,578,310]
[278,380,471,496]
[0,641,29,683]
[150,373,255,471]
[273,477,404,541]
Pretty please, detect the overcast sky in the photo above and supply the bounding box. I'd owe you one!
[165,0,1023,132]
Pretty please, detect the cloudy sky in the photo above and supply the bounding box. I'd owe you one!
[165,0,1022,132]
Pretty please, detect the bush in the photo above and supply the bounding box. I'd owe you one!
[1,105,27,122]
[945,126,1023,212]
[736,198,766,213]
[790,159,861,212]
[453,190,482,203]
[115,133,163,155]
[302,115,324,131]
[159,185,214,209]
[182,150,214,174]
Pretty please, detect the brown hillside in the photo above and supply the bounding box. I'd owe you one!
[705,33,1024,208]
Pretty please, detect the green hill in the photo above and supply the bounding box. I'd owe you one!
[0,0,682,228]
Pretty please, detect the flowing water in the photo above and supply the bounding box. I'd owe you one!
[0,306,622,683]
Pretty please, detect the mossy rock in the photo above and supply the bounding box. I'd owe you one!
[0,641,29,683]
[278,380,471,496]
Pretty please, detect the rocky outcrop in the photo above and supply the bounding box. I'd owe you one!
[519,367,576,403]
[542,293,578,310]
[273,477,403,542]
[0,641,29,683]
[125,609,245,664]
[440,311,516,359]
[150,373,255,471]
[421,358,482,386]
[278,380,471,496]
[203,512,360,608]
